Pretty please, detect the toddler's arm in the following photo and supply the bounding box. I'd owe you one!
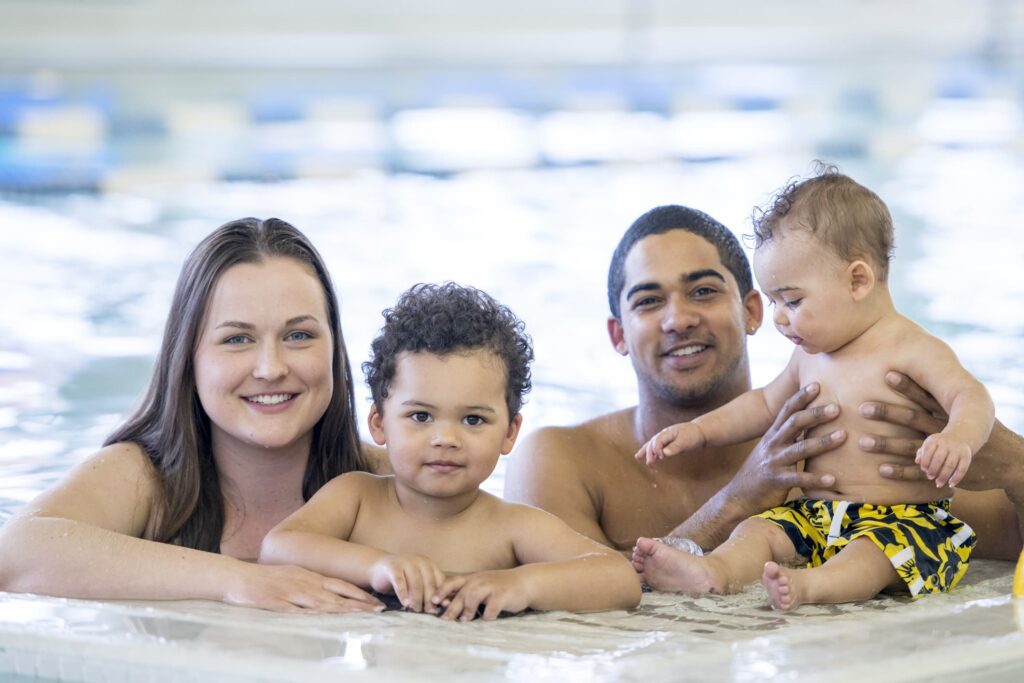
[636,359,800,464]
[903,337,995,488]
[433,505,641,621]
[259,473,446,613]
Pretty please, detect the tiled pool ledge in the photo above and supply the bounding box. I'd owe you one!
[1,559,1021,682]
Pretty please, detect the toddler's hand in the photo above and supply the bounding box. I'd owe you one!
[369,554,447,614]
[434,569,528,621]
[916,433,972,488]
[633,422,707,465]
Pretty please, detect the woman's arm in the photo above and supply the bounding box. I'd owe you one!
[0,443,381,612]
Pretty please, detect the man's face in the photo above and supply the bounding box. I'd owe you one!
[609,230,761,408]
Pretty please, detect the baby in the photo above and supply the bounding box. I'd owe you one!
[632,165,993,610]
[260,282,641,620]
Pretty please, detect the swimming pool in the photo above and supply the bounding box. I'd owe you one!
[2,6,1024,679]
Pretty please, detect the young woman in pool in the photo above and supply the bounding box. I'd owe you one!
[0,218,386,613]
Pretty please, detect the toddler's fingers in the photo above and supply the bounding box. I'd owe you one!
[390,572,409,608]
[481,598,504,621]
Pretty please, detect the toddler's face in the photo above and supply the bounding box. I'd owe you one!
[753,230,861,355]
[368,350,521,503]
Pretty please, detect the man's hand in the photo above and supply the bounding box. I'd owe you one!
[860,371,1016,491]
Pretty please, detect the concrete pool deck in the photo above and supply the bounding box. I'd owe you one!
[1,559,1021,682]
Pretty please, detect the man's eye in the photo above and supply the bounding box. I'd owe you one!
[693,286,718,298]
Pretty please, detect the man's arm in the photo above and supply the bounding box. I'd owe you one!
[670,383,844,550]
[503,426,617,548]
[859,372,1024,560]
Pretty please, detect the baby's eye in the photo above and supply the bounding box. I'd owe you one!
[785,298,803,310]
[464,415,486,426]
[410,412,431,423]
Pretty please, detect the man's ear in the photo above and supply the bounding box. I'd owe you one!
[607,317,628,356]
[367,404,387,446]
[742,289,764,335]
[848,260,876,301]
[501,413,524,455]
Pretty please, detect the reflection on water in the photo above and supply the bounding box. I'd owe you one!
[1,54,1023,518]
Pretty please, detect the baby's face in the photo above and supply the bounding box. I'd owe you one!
[753,230,861,354]
[368,350,521,504]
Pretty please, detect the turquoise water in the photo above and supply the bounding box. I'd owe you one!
[1,61,1023,520]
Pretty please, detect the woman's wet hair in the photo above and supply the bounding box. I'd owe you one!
[363,282,533,420]
[105,217,367,552]
[751,162,894,280]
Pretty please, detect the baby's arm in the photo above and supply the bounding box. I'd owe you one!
[636,356,801,464]
[435,505,641,621]
[258,473,446,613]
[902,336,995,488]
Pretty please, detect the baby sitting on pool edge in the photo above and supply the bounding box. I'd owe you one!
[259,282,642,620]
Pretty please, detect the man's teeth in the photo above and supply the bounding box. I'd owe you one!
[247,394,293,405]
[669,345,705,357]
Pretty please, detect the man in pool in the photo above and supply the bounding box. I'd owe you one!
[503,204,1024,562]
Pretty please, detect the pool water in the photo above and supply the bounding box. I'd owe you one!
[2,17,1024,680]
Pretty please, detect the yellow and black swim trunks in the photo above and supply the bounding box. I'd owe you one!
[756,498,975,597]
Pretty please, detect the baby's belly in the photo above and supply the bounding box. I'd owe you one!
[800,422,952,505]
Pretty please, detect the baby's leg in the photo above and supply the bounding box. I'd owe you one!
[762,537,899,611]
[634,518,797,595]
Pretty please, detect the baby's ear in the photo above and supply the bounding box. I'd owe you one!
[848,260,876,300]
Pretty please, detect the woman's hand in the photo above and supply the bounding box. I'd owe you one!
[227,562,384,613]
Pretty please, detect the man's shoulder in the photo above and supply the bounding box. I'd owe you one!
[515,407,636,462]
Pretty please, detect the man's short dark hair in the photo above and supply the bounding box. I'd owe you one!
[363,282,533,419]
[607,205,754,318]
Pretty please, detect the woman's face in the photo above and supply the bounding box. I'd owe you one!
[193,257,334,457]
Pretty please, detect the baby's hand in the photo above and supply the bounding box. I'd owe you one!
[369,554,447,614]
[633,422,707,465]
[916,433,972,488]
[433,569,528,621]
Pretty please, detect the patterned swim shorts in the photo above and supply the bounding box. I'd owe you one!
[756,498,975,597]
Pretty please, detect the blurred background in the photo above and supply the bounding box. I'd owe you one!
[1,0,1023,509]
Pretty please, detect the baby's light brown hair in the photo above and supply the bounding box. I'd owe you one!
[752,162,894,281]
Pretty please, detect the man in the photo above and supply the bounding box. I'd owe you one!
[504,205,1024,560]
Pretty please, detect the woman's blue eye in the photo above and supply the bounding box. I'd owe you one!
[224,335,250,344]
[286,330,313,342]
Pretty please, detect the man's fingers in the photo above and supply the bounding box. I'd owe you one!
[778,429,845,466]
[768,383,821,435]
[884,371,946,416]
[859,401,945,435]
[859,434,921,457]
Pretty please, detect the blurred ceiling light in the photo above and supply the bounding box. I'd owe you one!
[389,107,538,172]
[916,98,1021,146]
[538,110,667,164]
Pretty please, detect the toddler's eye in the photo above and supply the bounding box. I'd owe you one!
[464,415,485,426]
[411,412,431,423]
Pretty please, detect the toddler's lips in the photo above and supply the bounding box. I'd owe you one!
[425,461,463,473]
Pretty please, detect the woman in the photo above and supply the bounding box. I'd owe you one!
[0,218,385,612]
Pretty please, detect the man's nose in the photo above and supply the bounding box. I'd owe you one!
[661,295,700,333]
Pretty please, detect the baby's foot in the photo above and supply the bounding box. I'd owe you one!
[632,537,724,595]
[762,561,806,611]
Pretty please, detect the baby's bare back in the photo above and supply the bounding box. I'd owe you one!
[796,322,951,504]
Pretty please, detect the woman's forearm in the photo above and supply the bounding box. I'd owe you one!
[0,515,239,601]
